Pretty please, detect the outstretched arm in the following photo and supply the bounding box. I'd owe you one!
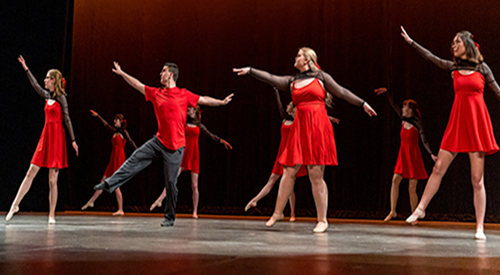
[401,26,453,71]
[196,122,233,150]
[19,55,51,99]
[375,87,402,118]
[198,93,234,106]
[90,110,116,132]
[274,87,287,120]
[112,62,145,95]
[233,67,292,91]
[122,129,138,149]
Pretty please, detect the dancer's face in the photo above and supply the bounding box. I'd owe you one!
[44,74,55,91]
[286,101,296,117]
[160,66,174,86]
[452,35,466,58]
[294,50,308,71]
[402,104,413,117]
[187,107,196,118]
[114,118,122,128]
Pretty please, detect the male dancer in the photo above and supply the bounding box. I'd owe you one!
[95,62,233,227]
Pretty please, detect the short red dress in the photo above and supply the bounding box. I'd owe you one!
[31,100,68,169]
[103,133,127,178]
[394,124,428,179]
[180,124,201,173]
[440,71,499,154]
[271,123,307,177]
[278,78,337,166]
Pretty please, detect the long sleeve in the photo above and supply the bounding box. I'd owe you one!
[55,94,76,141]
[122,129,138,149]
[411,41,454,71]
[320,71,365,107]
[274,87,287,120]
[413,119,433,157]
[249,67,292,92]
[195,122,221,143]
[26,70,51,99]
[95,114,116,132]
[385,91,402,119]
[480,62,500,101]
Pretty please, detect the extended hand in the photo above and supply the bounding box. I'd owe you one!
[328,116,340,124]
[431,154,437,162]
[400,26,413,45]
[220,139,233,150]
[18,55,28,71]
[232,67,250,76]
[90,109,98,117]
[374,87,387,95]
[363,102,377,117]
[72,141,79,156]
[222,93,234,105]
[112,61,123,75]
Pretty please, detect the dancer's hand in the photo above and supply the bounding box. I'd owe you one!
[363,102,377,117]
[400,26,414,45]
[90,109,98,117]
[328,116,340,124]
[222,93,234,105]
[112,61,123,75]
[72,141,79,156]
[431,154,437,162]
[374,87,387,95]
[233,67,250,76]
[18,55,28,71]
[220,139,233,150]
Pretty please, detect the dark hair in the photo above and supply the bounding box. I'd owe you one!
[451,31,483,64]
[164,62,179,82]
[402,99,421,119]
[115,113,127,129]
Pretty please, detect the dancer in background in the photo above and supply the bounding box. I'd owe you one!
[401,26,500,240]
[374,88,436,223]
[234,47,377,233]
[94,61,233,227]
[6,55,79,224]
[150,106,232,218]
[81,110,137,215]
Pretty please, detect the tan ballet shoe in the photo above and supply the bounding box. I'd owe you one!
[384,212,397,222]
[244,201,257,212]
[312,221,329,233]
[149,200,162,211]
[265,213,284,227]
[81,201,94,210]
[6,206,19,222]
[112,210,124,216]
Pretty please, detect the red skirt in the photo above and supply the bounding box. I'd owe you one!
[394,125,428,179]
[272,123,307,177]
[103,134,127,178]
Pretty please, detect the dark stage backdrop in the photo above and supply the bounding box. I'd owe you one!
[4,0,500,222]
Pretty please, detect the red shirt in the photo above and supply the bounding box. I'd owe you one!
[145,86,200,150]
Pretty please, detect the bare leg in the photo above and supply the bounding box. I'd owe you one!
[384,174,403,222]
[288,191,296,222]
[48,168,59,223]
[469,152,486,239]
[408,179,418,212]
[407,149,456,223]
[150,168,183,211]
[308,165,329,233]
[266,166,300,227]
[245,173,281,211]
[82,176,107,210]
[191,172,199,218]
[112,187,124,216]
[6,164,41,221]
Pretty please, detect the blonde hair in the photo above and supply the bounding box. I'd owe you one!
[299,47,333,108]
[47,69,66,96]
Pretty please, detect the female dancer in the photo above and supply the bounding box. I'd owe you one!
[374,88,436,223]
[81,110,137,215]
[401,27,500,240]
[6,55,78,224]
[234,47,377,233]
[150,106,232,218]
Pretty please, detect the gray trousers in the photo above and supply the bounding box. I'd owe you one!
[105,136,184,222]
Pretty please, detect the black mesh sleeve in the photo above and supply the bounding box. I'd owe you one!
[480,63,500,101]
[385,91,402,118]
[26,70,51,99]
[274,87,287,120]
[249,68,292,92]
[95,114,116,132]
[195,122,221,143]
[122,129,138,149]
[55,95,76,142]
[413,119,434,157]
[320,71,365,107]
[411,41,454,71]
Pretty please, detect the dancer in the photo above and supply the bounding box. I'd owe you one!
[6,55,78,224]
[401,27,500,240]
[94,62,233,227]
[374,88,436,223]
[81,110,138,215]
[150,105,232,218]
[233,47,377,233]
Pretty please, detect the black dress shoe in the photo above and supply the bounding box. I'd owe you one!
[94,182,110,192]
[160,219,174,227]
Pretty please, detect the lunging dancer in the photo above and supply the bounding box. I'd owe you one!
[374,88,436,223]
[150,105,232,218]
[94,62,233,227]
[81,110,137,215]
[401,27,500,240]
[6,55,78,224]
[234,47,377,233]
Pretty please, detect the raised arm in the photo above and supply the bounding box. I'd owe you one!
[198,93,234,106]
[273,87,287,120]
[196,121,232,150]
[481,63,500,101]
[18,55,51,99]
[56,94,78,156]
[121,129,138,149]
[111,62,145,95]
[90,110,116,132]
[233,67,292,92]
[401,26,453,71]
[321,72,377,116]
[375,88,402,118]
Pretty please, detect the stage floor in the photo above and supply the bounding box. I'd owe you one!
[1,213,500,274]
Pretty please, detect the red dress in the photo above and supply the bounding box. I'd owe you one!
[440,71,499,154]
[278,79,337,166]
[272,123,307,176]
[180,124,201,173]
[31,100,68,169]
[394,124,428,179]
[103,133,127,178]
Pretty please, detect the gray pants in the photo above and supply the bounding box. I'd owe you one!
[105,136,184,222]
